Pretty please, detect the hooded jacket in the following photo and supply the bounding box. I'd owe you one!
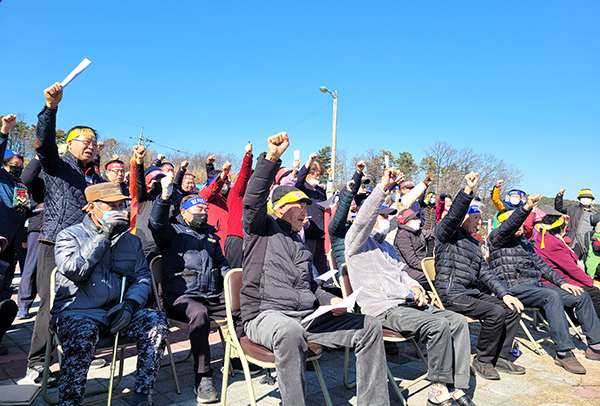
[51,215,150,325]
[434,189,511,302]
[488,205,566,289]
[240,153,335,324]
[150,194,230,300]
[345,185,423,317]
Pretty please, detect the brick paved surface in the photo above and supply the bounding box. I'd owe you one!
[2,276,600,406]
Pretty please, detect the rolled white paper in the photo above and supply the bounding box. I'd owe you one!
[384,155,389,168]
[61,58,91,88]
[293,150,300,160]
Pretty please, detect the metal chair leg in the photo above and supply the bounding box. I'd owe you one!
[342,346,356,389]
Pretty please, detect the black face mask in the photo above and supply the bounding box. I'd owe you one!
[150,182,162,195]
[9,166,23,178]
[189,213,208,231]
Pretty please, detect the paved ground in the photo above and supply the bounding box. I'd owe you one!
[2,278,600,405]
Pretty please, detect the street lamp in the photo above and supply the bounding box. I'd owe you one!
[319,86,338,182]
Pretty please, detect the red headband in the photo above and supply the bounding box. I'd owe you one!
[183,174,195,180]
[106,162,124,171]
[145,170,164,185]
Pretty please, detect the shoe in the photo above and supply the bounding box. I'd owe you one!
[585,347,600,361]
[384,341,399,355]
[554,351,586,374]
[495,357,526,375]
[16,308,29,319]
[90,358,106,369]
[0,343,8,356]
[453,393,477,406]
[427,399,458,406]
[25,365,58,387]
[471,357,500,380]
[225,358,263,376]
[194,377,218,404]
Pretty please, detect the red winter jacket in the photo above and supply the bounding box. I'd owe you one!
[199,175,228,250]
[535,232,594,287]
[227,154,253,239]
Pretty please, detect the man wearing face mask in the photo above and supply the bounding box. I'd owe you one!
[435,172,524,382]
[150,175,247,403]
[199,161,232,251]
[53,182,168,406]
[346,167,474,406]
[555,188,599,259]
[26,83,104,384]
[0,115,28,278]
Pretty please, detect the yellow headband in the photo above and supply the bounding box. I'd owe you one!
[66,128,96,143]
[540,216,565,249]
[268,191,310,214]
[497,210,515,223]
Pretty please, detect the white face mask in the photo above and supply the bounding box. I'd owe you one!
[509,196,521,206]
[428,198,436,205]
[580,198,593,206]
[371,218,390,241]
[408,220,421,231]
[307,178,320,187]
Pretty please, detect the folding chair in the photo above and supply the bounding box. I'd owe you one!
[41,268,136,405]
[220,269,332,406]
[339,264,428,406]
[325,249,341,288]
[148,255,230,388]
[420,257,582,355]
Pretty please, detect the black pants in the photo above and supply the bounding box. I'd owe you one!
[164,295,243,375]
[224,235,244,269]
[444,292,521,364]
[583,285,600,319]
[27,241,55,367]
[18,231,39,310]
[0,299,17,343]
[305,237,328,275]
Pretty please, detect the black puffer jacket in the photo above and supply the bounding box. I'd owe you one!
[488,205,567,289]
[295,165,327,239]
[149,195,230,301]
[434,189,511,302]
[35,107,101,243]
[328,171,362,267]
[240,153,335,324]
[394,225,434,283]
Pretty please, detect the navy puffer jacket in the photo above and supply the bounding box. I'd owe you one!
[488,205,567,289]
[434,189,511,302]
[328,171,362,267]
[150,195,230,300]
[35,107,101,243]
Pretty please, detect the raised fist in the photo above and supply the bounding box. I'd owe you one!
[265,132,290,161]
[181,160,190,169]
[245,142,253,156]
[44,82,63,109]
[559,188,566,196]
[207,155,216,164]
[1,114,16,134]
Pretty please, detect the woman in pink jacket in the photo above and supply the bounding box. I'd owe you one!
[535,214,600,318]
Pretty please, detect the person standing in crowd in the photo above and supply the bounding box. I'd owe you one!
[0,114,28,284]
[199,161,232,251]
[555,188,599,258]
[435,172,525,381]
[586,215,600,280]
[103,158,129,197]
[242,132,390,406]
[224,142,253,268]
[26,83,104,383]
[53,182,167,406]
[0,235,18,356]
[346,166,475,406]
[534,214,600,318]
[295,152,328,274]
[132,145,167,262]
[173,160,197,197]
[489,201,600,375]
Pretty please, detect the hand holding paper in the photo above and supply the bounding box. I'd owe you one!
[315,269,338,283]
[302,287,363,324]
[61,58,91,88]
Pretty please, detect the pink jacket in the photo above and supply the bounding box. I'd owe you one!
[535,232,594,287]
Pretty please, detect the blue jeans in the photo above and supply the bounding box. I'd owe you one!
[511,283,600,351]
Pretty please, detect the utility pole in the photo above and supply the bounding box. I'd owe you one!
[319,86,338,182]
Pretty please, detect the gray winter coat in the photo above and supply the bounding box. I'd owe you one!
[51,215,151,325]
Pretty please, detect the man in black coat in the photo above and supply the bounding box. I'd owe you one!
[435,171,524,381]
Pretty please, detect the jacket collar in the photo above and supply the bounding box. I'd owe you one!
[63,150,95,173]
[82,213,101,232]
[175,214,217,235]
[273,214,297,236]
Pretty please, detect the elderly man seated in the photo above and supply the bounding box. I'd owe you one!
[346,166,474,406]
[241,132,389,406]
[52,182,168,406]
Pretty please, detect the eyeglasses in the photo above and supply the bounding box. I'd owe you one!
[73,137,98,149]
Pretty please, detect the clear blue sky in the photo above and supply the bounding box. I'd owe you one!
[1,1,598,198]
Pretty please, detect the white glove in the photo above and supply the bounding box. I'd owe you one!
[161,174,174,198]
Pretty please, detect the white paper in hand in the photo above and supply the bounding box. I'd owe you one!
[61,58,91,88]
[384,155,389,168]
[315,268,338,282]
[293,150,300,160]
[302,287,363,324]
